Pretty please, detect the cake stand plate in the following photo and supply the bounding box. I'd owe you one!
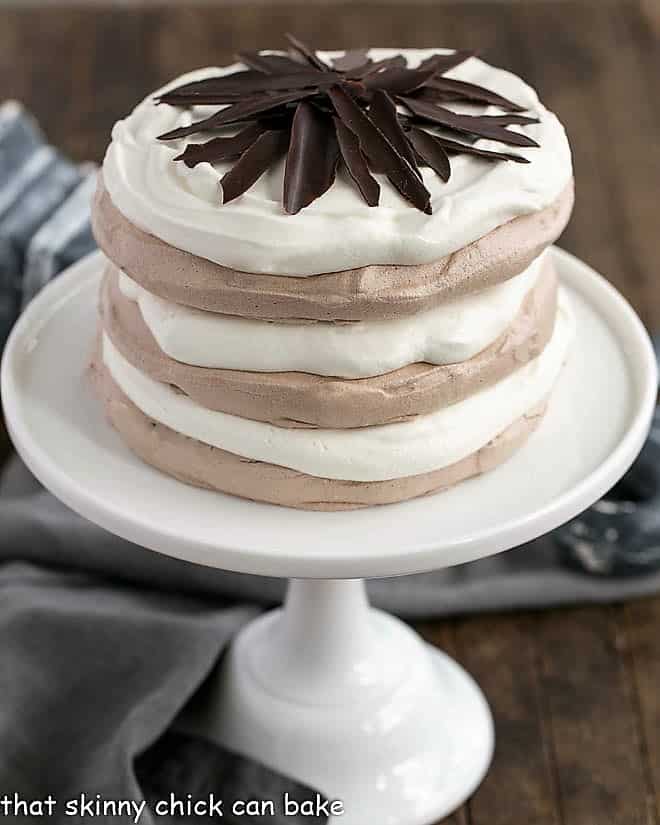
[2,247,656,824]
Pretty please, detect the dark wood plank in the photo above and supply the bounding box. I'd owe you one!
[448,615,562,825]
[416,621,471,825]
[625,597,660,823]
[533,606,653,825]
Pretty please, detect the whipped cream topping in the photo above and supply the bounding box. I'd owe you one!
[117,253,544,378]
[102,49,573,276]
[102,290,573,481]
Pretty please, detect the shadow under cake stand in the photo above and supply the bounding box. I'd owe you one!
[1,247,656,825]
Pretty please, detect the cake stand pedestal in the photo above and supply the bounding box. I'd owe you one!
[184,577,493,822]
[1,248,656,825]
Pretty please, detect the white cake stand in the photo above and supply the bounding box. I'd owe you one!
[1,247,656,824]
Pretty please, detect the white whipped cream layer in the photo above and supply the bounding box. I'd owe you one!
[117,253,544,378]
[102,290,573,481]
[102,49,573,276]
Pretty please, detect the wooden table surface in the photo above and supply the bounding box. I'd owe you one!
[1,3,660,824]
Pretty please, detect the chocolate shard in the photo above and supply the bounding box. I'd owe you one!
[408,129,450,181]
[328,84,431,213]
[353,54,407,78]
[158,90,315,140]
[232,70,334,92]
[364,65,440,95]
[369,90,420,178]
[159,91,246,106]
[238,51,312,74]
[156,72,265,104]
[159,71,333,106]
[400,97,540,148]
[334,117,380,206]
[285,33,330,72]
[173,123,265,167]
[220,129,289,203]
[425,76,526,112]
[332,49,372,73]
[283,102,339,214]
[409,92,538,126]
[434,134,529,163]
[478,113,540,126]
[417,50,475,74]
[339,78,370,103]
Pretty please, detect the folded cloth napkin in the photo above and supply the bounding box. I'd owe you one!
[2,102,660,822]
[0,102,94,347]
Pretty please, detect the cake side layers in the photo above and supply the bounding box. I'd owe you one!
[113,253,546,377]
[92,177,573,322]
[100,257,558,428]
[93,357,548,511]
[99,293,572,482]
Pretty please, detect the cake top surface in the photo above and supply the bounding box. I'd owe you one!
[102,48,573,276]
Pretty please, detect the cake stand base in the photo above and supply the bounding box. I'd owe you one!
[183,579,493,825]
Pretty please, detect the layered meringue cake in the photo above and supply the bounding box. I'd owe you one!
[92,43,574,509]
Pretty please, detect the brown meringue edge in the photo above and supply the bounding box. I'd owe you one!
[92,174,574,322]
[100,256,558,429]
[91,351,549,511]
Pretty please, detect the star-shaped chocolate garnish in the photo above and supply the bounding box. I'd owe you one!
[156,35,540,215]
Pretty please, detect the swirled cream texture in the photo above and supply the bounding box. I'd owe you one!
[116,253,544,378]
[102,49,573,276]
[101,290,573,481]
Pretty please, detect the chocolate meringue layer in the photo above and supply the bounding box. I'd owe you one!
[100,256,557,429]
[93,356,547,510]
[92,175,573,322]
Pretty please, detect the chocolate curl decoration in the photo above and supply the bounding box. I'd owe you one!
[369,89,421,178]
[424,77,526,112]
[174,123,264,167]
[432,134,530,164]
[408,129,450,182]
[334,117,380,206]
[328,85,431,213]
[417,50,476,74]
[158,90,316,141]
[284,102,339,214]
[363,65,440,95]
[285,32,331,72]
[353,55,407,78]
[400,97,540,148]
[157,37,540,213]
[237,50,312,75]
[220,130,289,204]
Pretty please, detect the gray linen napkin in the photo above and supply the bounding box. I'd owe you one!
[0,102,85,347]
[2,101,660,822]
